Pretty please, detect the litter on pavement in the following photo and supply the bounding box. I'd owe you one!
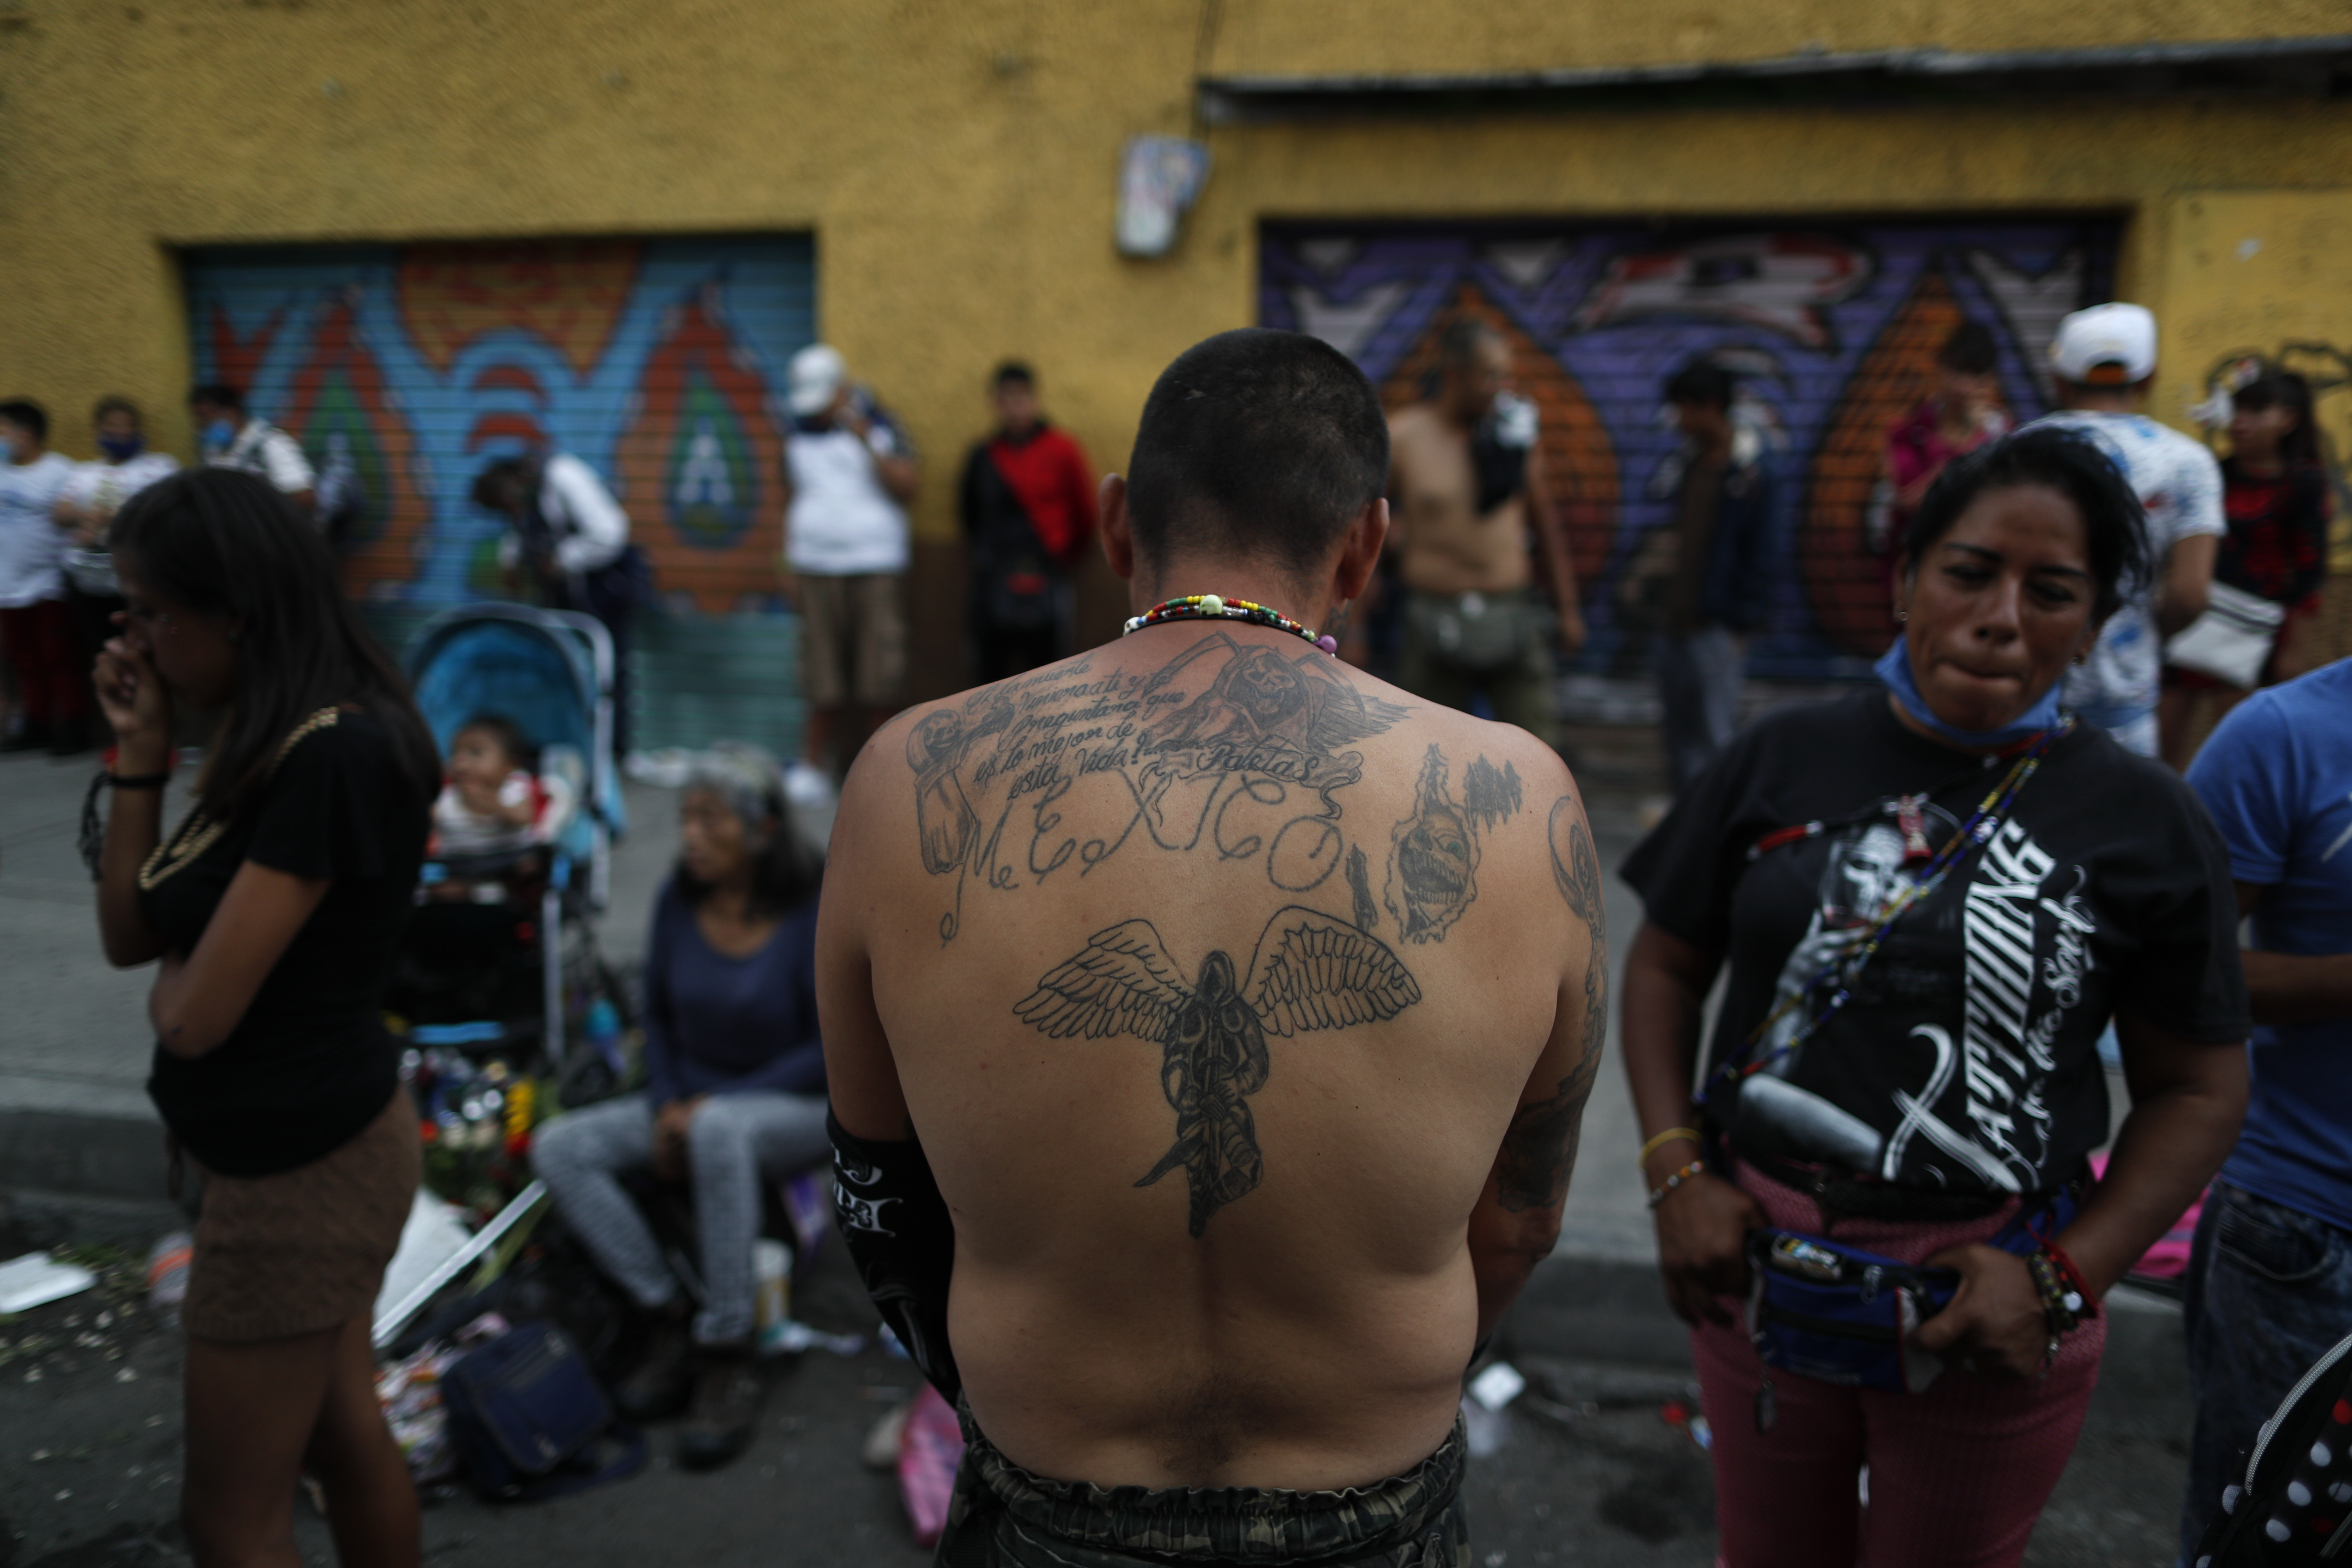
[0,1253,98,1314]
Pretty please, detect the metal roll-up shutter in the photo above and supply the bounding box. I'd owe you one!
[184,235,816,755]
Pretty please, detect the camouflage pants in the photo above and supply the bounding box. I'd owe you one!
[934,1403,1471,1568]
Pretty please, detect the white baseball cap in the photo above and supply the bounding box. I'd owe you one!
[787,344,847,416]
[2048,303,2157,386]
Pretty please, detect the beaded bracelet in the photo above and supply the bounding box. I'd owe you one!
[2026,1245,2097,1344]
[2044,1241,2098,1319]
[1647,1159,1706,1210]
[1638,1127,1703,1167]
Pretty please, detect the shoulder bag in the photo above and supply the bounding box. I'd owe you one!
[442,1321,646,1501]
[2165,581,2287,690]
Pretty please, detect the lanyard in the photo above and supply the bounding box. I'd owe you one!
[1700,719,2071,1110]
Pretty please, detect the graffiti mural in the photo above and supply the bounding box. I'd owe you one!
[1260,221,2119,680]
[184,237,813,614]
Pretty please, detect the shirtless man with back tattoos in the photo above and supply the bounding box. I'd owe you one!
[818,329,1607,1568]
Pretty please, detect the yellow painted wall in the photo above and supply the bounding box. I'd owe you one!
[2159,190,2352,567]
[3,0,2349,577]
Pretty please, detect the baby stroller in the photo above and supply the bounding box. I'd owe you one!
[388,605,630,1070]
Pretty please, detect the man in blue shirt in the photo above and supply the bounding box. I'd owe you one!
[2179,656,2352,1558]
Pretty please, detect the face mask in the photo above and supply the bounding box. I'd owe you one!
[1874,640,2063,748]
[203,418,237,448]
[98,434,144,463]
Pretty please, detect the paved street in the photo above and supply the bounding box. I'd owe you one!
[0,729,2199,1567]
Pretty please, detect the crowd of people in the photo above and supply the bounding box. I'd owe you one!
[18,297,2345,1568]
[0,386,319,759]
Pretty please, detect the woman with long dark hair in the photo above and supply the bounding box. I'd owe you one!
[2159,367,2334,767]
[89,467,438,1568]
[1620,428,2249,1566]
[533,741,827,1472]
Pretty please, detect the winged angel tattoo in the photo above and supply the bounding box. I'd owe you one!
[1016,908,1421,1236]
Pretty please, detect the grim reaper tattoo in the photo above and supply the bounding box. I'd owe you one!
[1015,907,1422,1236]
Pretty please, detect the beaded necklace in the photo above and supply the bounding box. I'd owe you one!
[1121,594,1338,655]
[1700,717,2071,1109]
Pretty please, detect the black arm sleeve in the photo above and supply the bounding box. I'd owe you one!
[828,1107,960,1402]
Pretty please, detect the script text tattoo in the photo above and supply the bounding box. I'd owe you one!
[906,634,1406,941]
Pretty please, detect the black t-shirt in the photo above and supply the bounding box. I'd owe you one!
[142,707,431,1177]
[1621,690,2248,1198]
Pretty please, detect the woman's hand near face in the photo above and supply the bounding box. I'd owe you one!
[95,633,171,770]
[1913,1244,2051,1378]
[1653,1170,1767,1327]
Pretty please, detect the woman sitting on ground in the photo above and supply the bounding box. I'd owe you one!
[90,468,438,1568]
[533,741,826,1473]
[1618,426,2250,1568]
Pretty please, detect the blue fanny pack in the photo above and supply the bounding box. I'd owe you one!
[1743,1181,2081,1401]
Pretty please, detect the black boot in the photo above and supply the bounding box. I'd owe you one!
[614,1307,694,1422]
[677,1341,763,1471]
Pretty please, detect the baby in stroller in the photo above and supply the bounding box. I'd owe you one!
[424,713,578,903]
[398,713,585,1031]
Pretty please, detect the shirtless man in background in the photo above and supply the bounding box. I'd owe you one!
[819,329,1607,1567]
[1386,321,1585,750]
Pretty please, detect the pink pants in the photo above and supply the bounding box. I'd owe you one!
[1695,1163,2107,1568]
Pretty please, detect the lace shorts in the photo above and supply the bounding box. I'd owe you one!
[182,1088,419,1342]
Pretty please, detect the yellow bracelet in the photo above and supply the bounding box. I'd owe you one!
[1638,1127,1703,1167]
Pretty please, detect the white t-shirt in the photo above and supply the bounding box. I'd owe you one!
[785,420,910,576]
[431,769,578,858]
[493,453,630,574]
[60,452,180,519]
[0,453,77,607]
[2025,410,2226,731]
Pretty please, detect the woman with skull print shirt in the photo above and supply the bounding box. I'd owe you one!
[1618,427,2249,1568]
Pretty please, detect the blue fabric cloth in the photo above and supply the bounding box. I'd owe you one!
[2187,657,2352,1234]
[2177,1182,2352,1560]
[640,878,824,1107]
[1871,640,2063,749]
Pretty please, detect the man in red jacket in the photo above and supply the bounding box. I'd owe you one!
[959,362,1099,683]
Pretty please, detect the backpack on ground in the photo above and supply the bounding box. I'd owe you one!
[441,1320,647,1502]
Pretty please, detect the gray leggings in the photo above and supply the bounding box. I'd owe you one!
[532,1091,831,1345]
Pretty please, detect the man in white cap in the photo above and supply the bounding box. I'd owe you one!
[779,344,919,778]
[2024,303,2223,757]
